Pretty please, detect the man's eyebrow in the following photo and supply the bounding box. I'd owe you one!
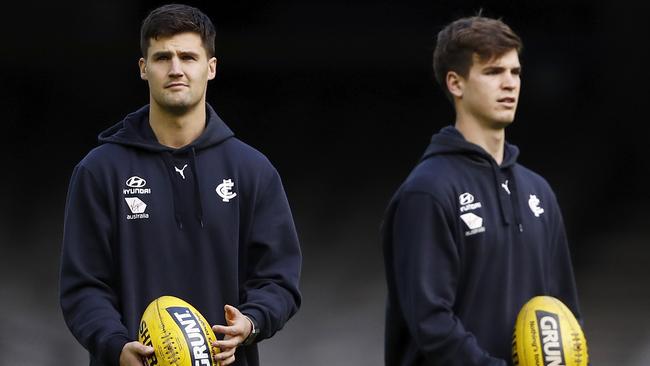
[178,50,200,58]
[151,50,173,58]
[150,50,200,58]
[482,65,506,71]
[482,65,522,72]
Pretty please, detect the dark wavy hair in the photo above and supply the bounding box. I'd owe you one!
[140,3,216,58]
[433,15,522,100]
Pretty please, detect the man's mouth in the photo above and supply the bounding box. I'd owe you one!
[165,82,188,88]
[498,97,516,104]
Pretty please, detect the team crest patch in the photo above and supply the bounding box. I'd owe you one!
[528,194,545,217]
[216,179,237,202]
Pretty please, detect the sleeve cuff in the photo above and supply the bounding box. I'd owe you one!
[101,334,132,366]
[240,307,266,340]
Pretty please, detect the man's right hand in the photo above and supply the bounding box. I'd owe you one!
[120,341,154,366]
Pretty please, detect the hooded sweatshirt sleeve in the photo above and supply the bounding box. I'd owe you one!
[547,196,582,323]
[238,167,302,341]
[59,164,130,366]
[391,190,506,365]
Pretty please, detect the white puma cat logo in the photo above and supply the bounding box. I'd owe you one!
[501,180,511,195]
[175,164,188,180]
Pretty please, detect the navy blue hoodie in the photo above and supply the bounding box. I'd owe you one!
[382,126,580,365]
[60,104,301,366]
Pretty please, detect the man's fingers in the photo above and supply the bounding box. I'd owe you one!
[211,306,245,366]
[222,354,236,366]
[219,354,236,366]
[125,341,154,356]
[213,337,241,349]
[224,304,237,314]
[135,343,155,356]
[120,341,155,366]
[224,304,239,324]
[214,346,236,361]
[212,324,240,336]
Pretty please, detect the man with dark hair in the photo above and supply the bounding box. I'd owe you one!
[59,4,301,366]
[381,15,581,365]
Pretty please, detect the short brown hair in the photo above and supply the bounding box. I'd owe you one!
[433,16,522,100]
[140,4,216,58]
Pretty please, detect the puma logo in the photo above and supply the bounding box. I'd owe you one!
[502,180,511,195]
[175,164,188,180]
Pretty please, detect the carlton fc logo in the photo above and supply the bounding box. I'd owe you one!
[216,179,237,202]
[528,194,545,217]
[126,176,147,188]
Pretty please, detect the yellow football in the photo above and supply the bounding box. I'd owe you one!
[512,296,588,366]
[138,295,219,366]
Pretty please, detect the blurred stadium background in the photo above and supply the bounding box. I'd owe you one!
[1,1,649,365]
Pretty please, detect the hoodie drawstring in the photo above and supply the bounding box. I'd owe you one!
[508,171,524,232]
[491,162,510,226]
[491,162,524,232]
[162,152,184,229]
[190,147,205,228]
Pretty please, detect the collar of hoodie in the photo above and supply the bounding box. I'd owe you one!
[422,125,524,231]
[97,104,234,230]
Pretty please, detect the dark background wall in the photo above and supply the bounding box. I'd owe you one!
[1,1,649,365]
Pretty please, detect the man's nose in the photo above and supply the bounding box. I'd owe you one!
[502,73,518,90]
[168,57,183,76]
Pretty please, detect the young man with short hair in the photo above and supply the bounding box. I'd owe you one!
[59,4,302,366]
[382,15,581,365]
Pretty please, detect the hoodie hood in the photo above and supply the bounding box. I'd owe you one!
[423,125,524,230]
[98,103,234,152]
[421,125,519,167]
[98,103,234,230]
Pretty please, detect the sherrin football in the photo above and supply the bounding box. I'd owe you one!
[512,296,588,366]
[138,295,219,366]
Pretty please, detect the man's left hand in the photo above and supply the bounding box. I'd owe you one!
[212,304,252,365]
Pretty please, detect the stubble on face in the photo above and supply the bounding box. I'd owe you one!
[141,32,215,116]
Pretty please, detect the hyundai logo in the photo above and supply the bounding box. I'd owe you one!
[126,176,147,188]
[459,192,474,205]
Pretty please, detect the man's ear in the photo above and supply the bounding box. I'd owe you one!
[446,71,464,98]
[207,57,217,81]
[138,58,147,80]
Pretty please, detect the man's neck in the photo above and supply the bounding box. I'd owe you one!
[149,101,206,149]
[455,116,506,165]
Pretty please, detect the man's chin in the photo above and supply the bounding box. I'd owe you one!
[157,99,199,116]
[164,104,191,116]
[493,112,516,128]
